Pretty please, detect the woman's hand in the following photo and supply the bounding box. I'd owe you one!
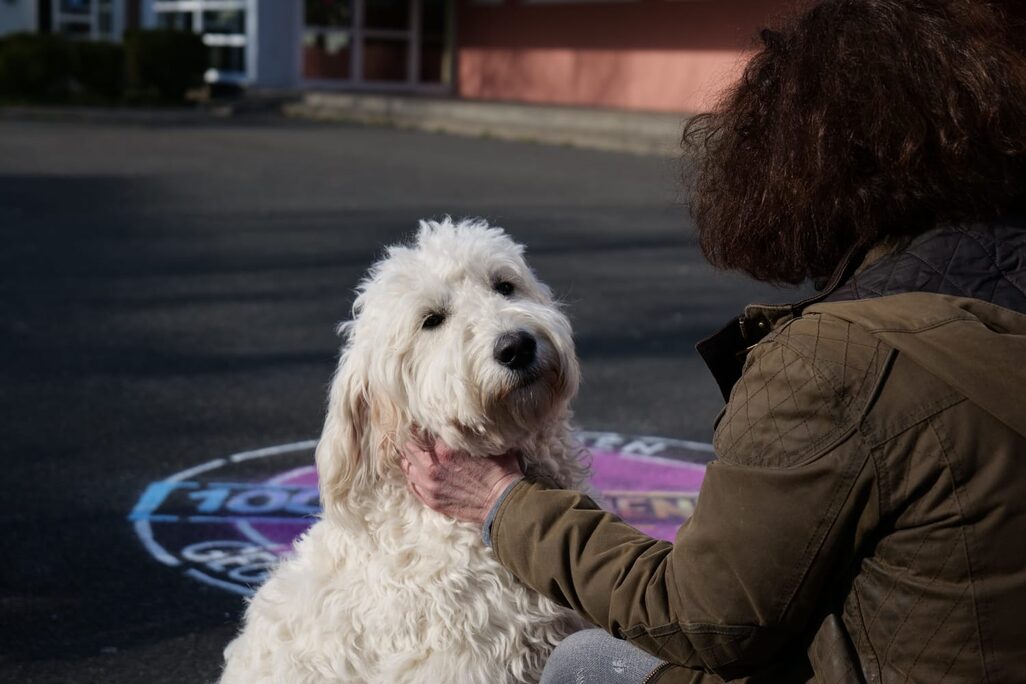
[401,438,523,526]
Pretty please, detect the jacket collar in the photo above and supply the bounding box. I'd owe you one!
[698,219,1026,401]
[696,244,868,402]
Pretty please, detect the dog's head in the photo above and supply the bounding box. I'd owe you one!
[317,218,579,508]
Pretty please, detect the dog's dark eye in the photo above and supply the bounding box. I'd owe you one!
[422,312,445,330]
[493,280,515,297]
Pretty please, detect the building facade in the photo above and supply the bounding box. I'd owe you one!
[141,0,786,112]
[5,0,1025,114]
[0,0,38,36]
[1,1,136,40]
[145,0,455,92]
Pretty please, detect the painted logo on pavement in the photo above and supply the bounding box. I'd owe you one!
[129,432,712,595]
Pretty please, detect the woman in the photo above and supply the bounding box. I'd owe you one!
[402,0,1026,681]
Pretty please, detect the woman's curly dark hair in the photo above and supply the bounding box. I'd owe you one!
[682,0,1026,284]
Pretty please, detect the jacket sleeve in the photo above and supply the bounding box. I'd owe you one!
[490,315,887,679]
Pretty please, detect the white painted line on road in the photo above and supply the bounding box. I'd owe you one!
[229,440,319,463]
[134,519,180,566]
[167,458,227,482]
[185,568,254,596]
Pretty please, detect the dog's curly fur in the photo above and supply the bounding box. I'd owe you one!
[220,219,588,683]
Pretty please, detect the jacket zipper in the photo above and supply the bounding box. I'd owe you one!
[641,662,673,684]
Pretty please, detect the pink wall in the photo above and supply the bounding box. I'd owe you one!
[456,0,796,113]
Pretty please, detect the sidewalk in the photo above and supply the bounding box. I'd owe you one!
[283,92,688,157]
[0,93,690,156]
[0,104,223,126]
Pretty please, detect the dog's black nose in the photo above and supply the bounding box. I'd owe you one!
[494,330,537,370]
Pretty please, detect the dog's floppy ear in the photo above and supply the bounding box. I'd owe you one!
[315,333,373,511]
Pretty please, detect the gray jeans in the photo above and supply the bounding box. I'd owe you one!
[540,629,666,684]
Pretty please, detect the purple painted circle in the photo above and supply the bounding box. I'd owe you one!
[249,466,317,547]
[588,447,708,541]
[130,432,714,595]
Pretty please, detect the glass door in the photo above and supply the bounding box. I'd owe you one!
[303,0,452,90]
[152,0,248,84]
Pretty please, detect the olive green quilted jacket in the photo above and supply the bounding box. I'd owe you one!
[491,292,1026,683]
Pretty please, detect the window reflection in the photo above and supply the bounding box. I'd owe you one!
[304,30,352,80]
[203,11,245,35]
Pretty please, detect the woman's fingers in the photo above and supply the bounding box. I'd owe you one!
[400,434,524,524]
[403,440,434,469]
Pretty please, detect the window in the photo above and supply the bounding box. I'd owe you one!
[53,0,122,40]
[304,0,354,81]
[302,0,453,88]
[202,10,244,34]
[152,0,248,83]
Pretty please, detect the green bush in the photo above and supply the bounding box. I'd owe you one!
[71,40,124,103]
[0,30,207,105]
[123,29,207,103]
[0,33,73,103]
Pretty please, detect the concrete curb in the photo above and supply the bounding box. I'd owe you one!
[0,105,231,126]
[1,94,690,157]
[284,92,688,157]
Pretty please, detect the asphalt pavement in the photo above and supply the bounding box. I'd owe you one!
[0,115,793,683]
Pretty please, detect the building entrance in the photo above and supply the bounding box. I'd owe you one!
[302,0,451,91]
[151,1,247,84]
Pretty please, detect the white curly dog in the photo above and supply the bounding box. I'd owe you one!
[220,218,588,683]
